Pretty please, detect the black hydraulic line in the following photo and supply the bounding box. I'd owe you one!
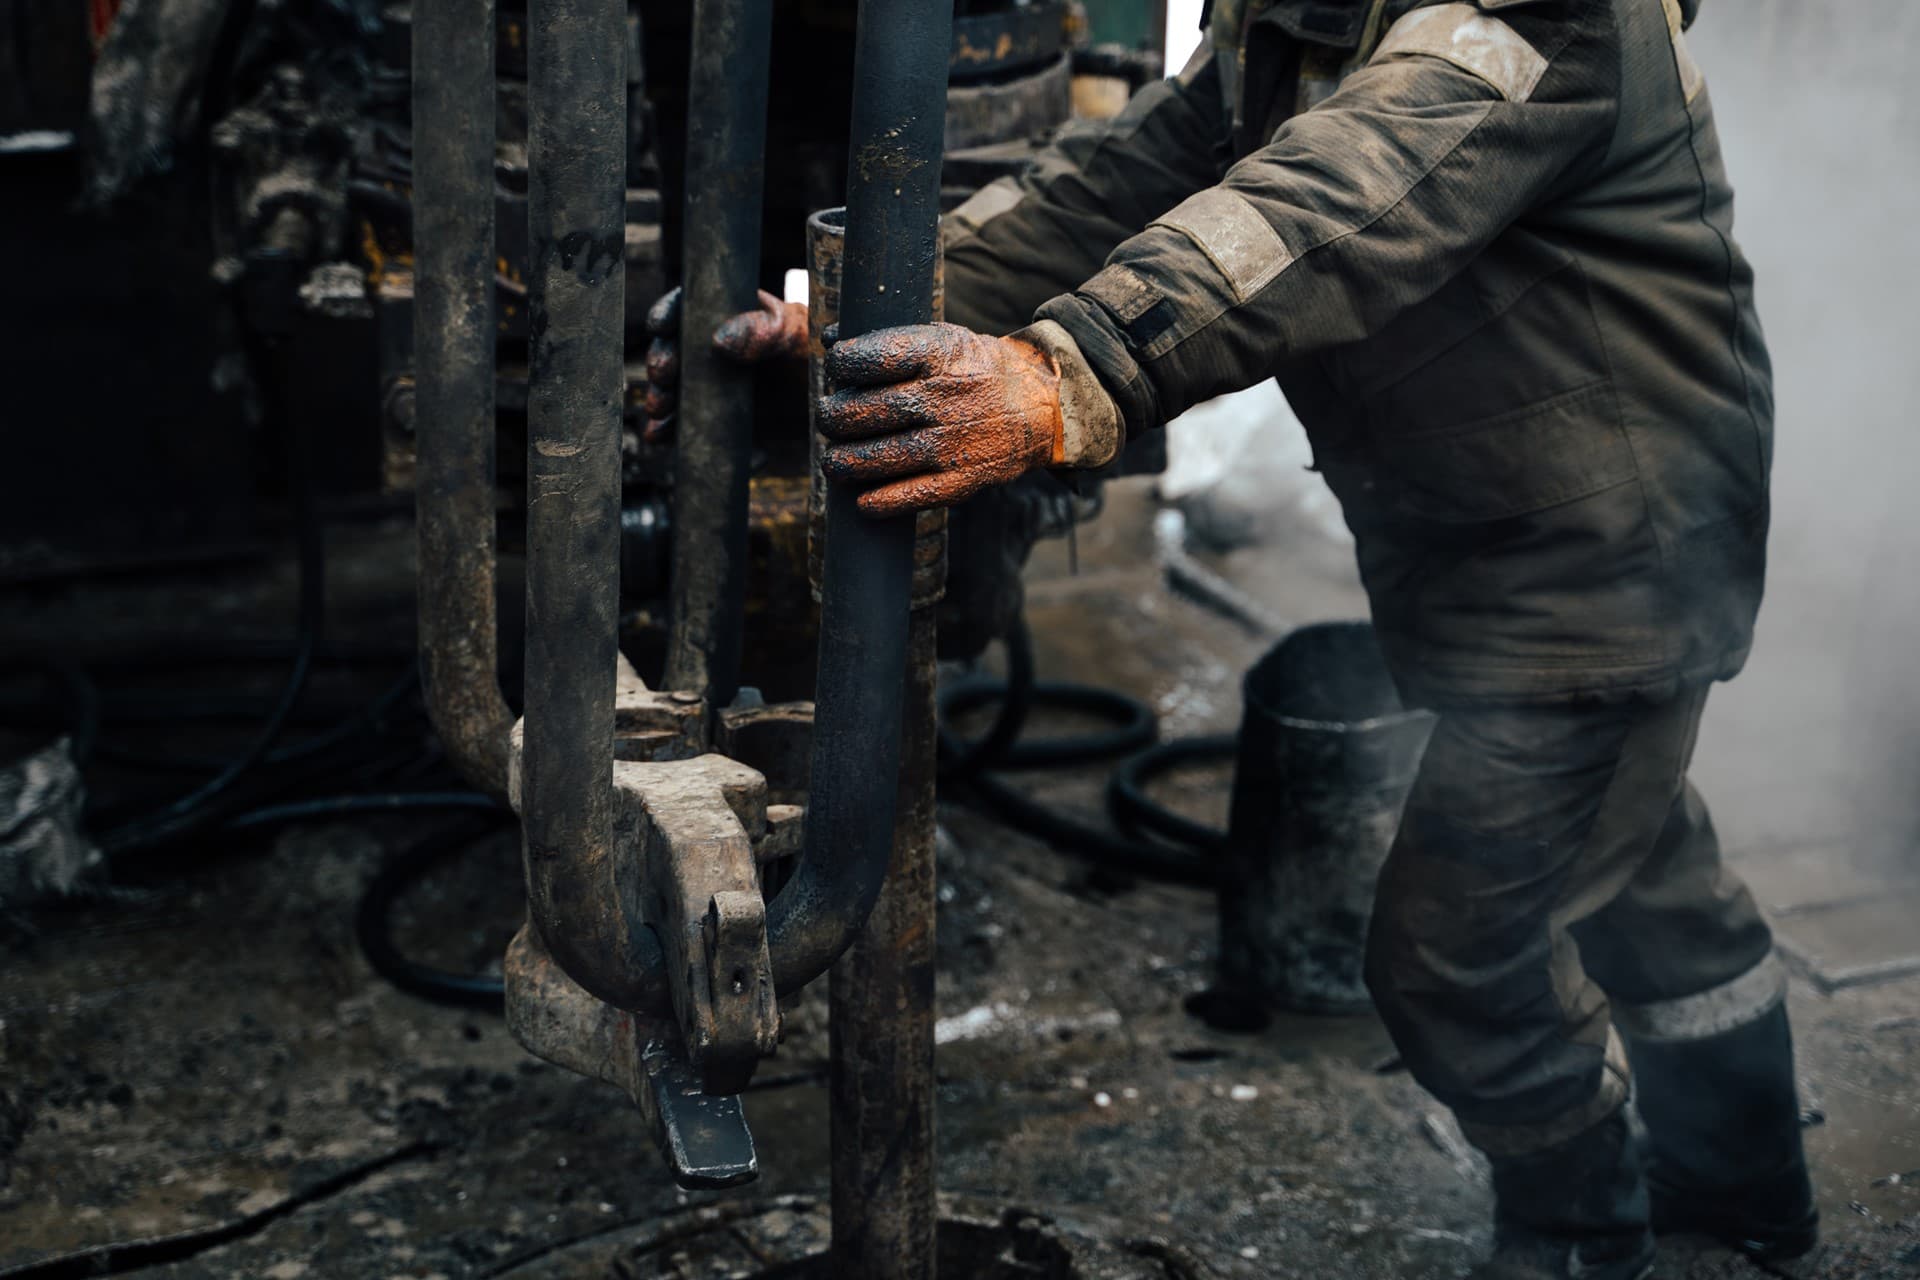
[934,615,1221,887]
[961,769,1214,886]
[520,0,646,1009]
[940,679,1156,770]
[92,668,419,776]
[1107,735,1234,853]
[934,616,1034,779]
[99,416,325,857]
[763,0,955,999]
[937,618,1154,777]
[413,0,513,796]
[226,790,503,831]
[356,817,513,1010]
[11,690,339,727]
[660,0,775,706]
[259,668,419,767]
[89,731,450,847]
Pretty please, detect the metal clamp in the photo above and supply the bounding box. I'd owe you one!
[505,926,759,1189]
[507,662,806,1165]
[621,752,780,1095]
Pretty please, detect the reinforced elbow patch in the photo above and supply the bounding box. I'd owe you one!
[1370,3,1549,103]
[1147,187,1295,302]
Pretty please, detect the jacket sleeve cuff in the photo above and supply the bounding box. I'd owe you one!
[1013,319,1124,470]
[1033,292,1164,442]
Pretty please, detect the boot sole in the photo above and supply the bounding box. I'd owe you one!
[1652,1214,1819,1262]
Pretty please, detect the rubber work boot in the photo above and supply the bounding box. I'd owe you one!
[1469,1109,1656,1279]
[1628,1002,1819,1262]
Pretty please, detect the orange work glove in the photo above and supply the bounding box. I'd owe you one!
[641,286,810,443]
[818,321,1119,518]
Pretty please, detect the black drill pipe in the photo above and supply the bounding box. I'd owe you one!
[762,0,954,999]
[661,0,775,706]
[808,204,942,1280]
[830,609,939,1280]
[413,0,511,796]
[520,0,638,1008]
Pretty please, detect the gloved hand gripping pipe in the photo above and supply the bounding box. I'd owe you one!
[516,0,949,1017]
[763,0,954,995]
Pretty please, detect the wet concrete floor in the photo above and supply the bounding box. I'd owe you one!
[1,488,1917,1279]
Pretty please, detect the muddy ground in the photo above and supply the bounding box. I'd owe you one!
[1,484,1917,1280]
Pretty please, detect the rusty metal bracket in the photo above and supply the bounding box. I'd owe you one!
[620,753,780,1094]
[505,926,759,1189]
[716,698,814,801]
[509,660,795,1109]
[614,658,710,762]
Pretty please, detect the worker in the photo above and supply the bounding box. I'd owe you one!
[644,1,1811,1275]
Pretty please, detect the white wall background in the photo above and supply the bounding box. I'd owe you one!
[1165,0,1206,72]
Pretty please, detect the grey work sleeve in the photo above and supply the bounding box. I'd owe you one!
[941,51,1231,338]
[1038,1,1622,437]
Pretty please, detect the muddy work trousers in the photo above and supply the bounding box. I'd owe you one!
[1364,686,1780,1157]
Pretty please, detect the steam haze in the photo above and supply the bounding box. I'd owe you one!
[1686,2,1920,873]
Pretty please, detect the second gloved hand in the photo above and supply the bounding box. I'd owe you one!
[642,286,810,442]
[818,323,1073,518]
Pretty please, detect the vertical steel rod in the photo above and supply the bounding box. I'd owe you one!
[830,611,940,1280]
[813,0,953,1258]
[661,0,775,705]
[810,205,946,1280]
[521,0,629,1004]
[413,0,511,796]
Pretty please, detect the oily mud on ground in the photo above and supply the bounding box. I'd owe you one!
[0,492,1917,1279]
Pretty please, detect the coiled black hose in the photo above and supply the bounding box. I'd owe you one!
[1106,735,1235,854]
[353,813,514,1011]
[936,616,1230,887]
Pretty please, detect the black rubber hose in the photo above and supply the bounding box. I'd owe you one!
[226,790,502,832]
[354,816,513,1010]
[937,616,1155,776]
[940,680,1156,771]
[100,413,326,857]
[89,668,420,776]
[935,616,1221,886]
[261,667,419,768]
[936,618,1035,780]
[1107,735,1234,853]
[963,769,1215,887]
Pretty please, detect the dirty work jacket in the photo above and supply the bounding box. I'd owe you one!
[942,0,1772,708]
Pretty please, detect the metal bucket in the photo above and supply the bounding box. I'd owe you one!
[1217,622,1436,1015]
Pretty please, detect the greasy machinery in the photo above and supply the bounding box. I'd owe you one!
[407,0,1109,1275]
